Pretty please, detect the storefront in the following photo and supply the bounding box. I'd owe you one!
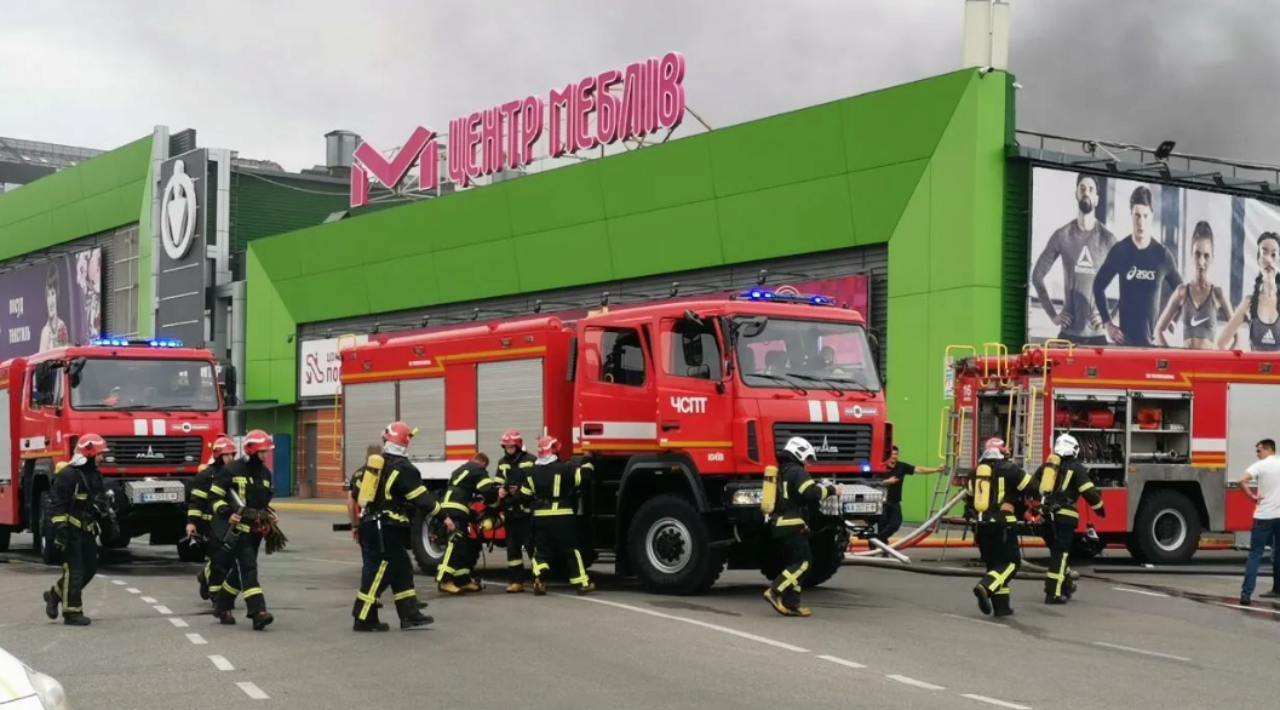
[245,60,1016,516]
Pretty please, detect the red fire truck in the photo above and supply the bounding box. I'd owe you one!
[339,288,893,595]
[0,337,235,563]
[943,341,1277,564]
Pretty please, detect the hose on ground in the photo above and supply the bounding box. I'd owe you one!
[849,490,968,558]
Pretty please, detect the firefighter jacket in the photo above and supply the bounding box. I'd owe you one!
[1034,455,1105,519]
[524,459,591,518]
[439,460,498,518]
[186,461,226,527]
[47,459,107,535]
[210,457,274,533]
[772,459,836,532]
[496,451,537,516]
[360,453,440,527]
[965,459,1036,525]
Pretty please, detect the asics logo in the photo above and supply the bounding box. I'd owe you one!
[1126,266,1157,281]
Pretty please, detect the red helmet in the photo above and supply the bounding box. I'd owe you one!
[536,435,560,458]
[382,421,415,449]
[76,434,109,457]
[243,429,274,456]
[980,437,1009,461]
[500,429,523,448]
[210,435,237,456]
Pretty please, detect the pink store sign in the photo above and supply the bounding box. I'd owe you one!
[350,52,687,207]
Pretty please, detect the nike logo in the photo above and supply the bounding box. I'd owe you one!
[1191,316,1210,327]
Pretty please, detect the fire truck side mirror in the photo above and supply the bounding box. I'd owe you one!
[33,362,56,406]
[867,328,884,382]
[68,357,86,387]
[221,364,239,406]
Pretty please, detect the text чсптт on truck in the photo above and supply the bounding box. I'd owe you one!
[339,288,895,595]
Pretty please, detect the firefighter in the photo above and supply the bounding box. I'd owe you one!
[967,437,1038,617]
[187,434,239,604]
[526,436,594,596]
[208,429,277,630]
[351,421,438,631]
[495,429,536,593]
[763,436,839,617]
[436,452,497,595]
[42,435,111,626]
[1037,433,1106,604]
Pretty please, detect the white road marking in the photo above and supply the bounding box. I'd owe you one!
[185,633,207,645]
[126,588,140,594]
[168,618,189,628]
[942,566,974,572]
[111,580,125,586]
[209,655,235,671]
[1217,602,1280,614]
[943,613,1008,628]
[1112,586,1169,598]
[153,605,173,615]
[141,596,157,603]
[564,594,810,653]
[887,674,946,690]
[1091,641,1190,662]
[961,694,1033,709]
[237,682,270,700]
[818,654,866,669]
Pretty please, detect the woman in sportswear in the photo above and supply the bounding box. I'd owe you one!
[1217,232,1280,352]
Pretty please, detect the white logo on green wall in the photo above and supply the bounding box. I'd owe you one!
[161,159,198,261]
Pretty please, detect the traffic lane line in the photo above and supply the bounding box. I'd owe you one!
[817,654,866,669]
[1111,586,1170,598]
[169,618,189,628]
[185,633,207,645]
[1090,641,1191,662]
[237,681,270,700]
[209,655,235,671]
[141,596,157,603]
[942,612,1009,628]
[887,674,946,691]
[962,694,1033,709]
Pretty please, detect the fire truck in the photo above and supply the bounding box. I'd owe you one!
[0,337,235,564]
[940,341,1277,565]
[339,288,893,595]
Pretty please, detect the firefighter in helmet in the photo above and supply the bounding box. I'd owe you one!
[208,429,277,630]
[42,434,111,626]
[1037,432,1106,604]
[966,437,1038,617]
[187,434,239,604]
[436,450,496,595]
[351,421,438,631]
[495,429,537,593]
[763,436,839,617]
[526,435,594,595]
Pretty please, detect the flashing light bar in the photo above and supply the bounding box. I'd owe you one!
[90,337,185,348]
[738,288,834,306]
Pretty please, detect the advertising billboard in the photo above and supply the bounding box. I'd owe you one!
[0,247,102,359]
[299,334,371,398]
[156,149,208,347]
[1027,166,1280,351]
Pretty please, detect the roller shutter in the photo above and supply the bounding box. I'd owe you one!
[342,381,395,476]
[476,359,545,457]
[398,378,446,458]
[1002,159,1031,349]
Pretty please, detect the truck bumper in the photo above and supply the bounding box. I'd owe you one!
[721,479,888,540]
[101,476,194,544]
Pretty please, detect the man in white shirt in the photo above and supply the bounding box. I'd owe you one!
[1239,438,1280,606]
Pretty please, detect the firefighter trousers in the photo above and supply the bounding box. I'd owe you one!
[531,515,590,588]
[354,521,418,621]
[48,527,98,617]
[975,522,1021,610]
[768,530,813,609]
[215,530,267,616]
[1043,516,1078,599]
[437,514,480,586]
[196,523,232,600]
[505,515,533,583]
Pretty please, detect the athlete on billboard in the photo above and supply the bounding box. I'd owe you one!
[1216,231,1280,352]
[39,262,69,351]
[1153,221,1232,349]
[1030,174,1116,345]
[1091,185,1181,346]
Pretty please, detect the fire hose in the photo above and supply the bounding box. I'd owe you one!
[848,489,969,561]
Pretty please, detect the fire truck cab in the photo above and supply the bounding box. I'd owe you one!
[340,288,894,595]
[945,342,1276,565]
[0,337,235,563]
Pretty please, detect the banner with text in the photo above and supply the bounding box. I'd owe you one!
[0,247,102,359]
[299,334,371,398]
[1028,166,1280,351]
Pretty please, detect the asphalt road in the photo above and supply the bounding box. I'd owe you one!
[3,512,1280,710]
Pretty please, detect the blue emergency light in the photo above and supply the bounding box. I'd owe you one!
[738,288,834,306]
[90,336,184,348]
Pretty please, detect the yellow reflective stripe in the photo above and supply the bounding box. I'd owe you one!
[508,559,524,567]
[533,509,574,517]
[1003,514,1017,523]
[1017,474,1032,491]
[50,514,68,524]
[394,589,417,600]
[1091,500,1105,510]
[569,550,589,586]
[798,479,814,494]
[518,461,534,468]
[358,562,387,620]
[818,486,830,500]
[1078,481,1095,492]
[477,478,495,490]
[236,523,250,532]
[441,501,471,512]
[985,562,1018,592]
[243,587,263,598]
[69,516,82,528]
[1063,469,1074,493]
[385,511,410,523]
[777,561,810,592]
[452,470,470,486]
[553,474,561,499]
[187,509,204,518]
[520,485,534,496]
[405,485,427,500]
[1056,508,1079,518]
[212,501,227,511]
[192,489,208,499]
[73,493,88,500]
[210,485,225,495]
[384,469,402,499]
[222,582,241,595]
[775,516,805,526]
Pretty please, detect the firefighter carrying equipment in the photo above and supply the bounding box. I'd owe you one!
[966,457,1038,617]
[497,446,537,592]
[188,452,234,602]
[351,451,438,630]
[209,451,277,630]
[43,455,108,626]
[1035,437,1106,603]
[764,446,836,618]
[436,459,498,594]
[525,456,595,596]
[761,465,779,516]
[357,454,385,508]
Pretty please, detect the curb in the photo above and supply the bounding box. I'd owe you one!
[271,501,348,512]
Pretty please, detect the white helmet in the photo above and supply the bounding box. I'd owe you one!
[783,436,816,463]
[979,437,1008,462]
[1053,433,1080,458]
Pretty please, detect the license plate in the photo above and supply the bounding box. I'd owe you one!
[843,502,879,514]
[140,491,182,503]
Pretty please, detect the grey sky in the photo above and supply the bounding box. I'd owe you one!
[2,0,1275,173]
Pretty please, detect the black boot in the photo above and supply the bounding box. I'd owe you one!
[973,584,992,616]
[396,597,434,629]
[43,588,60,620]
[993,593,1015,617]
[251,611,274,631]
[351,600,389,632]
[63,613,91,626]
[197,572,209,601]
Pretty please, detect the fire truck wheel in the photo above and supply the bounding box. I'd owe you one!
[800,529,846,589]
[410,513,448,575]
[1131,489,1202,565]
[627,494,725,596]
[0,528,10,552]
[37,491,58,566]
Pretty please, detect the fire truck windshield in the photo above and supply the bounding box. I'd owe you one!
[734,317,881,392]
[69,358,220,412]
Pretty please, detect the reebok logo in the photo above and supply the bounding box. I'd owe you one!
[1074,249,1096,275]
[1126,266,1157,281]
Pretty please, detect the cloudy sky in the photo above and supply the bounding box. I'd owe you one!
[2,0,1275,173]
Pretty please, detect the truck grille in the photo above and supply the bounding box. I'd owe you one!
[773,422,874,465]
[103,436,204,467]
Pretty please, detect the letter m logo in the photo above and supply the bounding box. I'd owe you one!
[349,126,437,208]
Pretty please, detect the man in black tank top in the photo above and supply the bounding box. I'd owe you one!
[1154,222,1230,349]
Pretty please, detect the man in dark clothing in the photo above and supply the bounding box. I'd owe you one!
[1091,184,1182,346]
[967,438,1038,617]
[187,434,239,604]
[436,452,497,595]
[875,446,944,545]
[495,429,537,593]
[42,434,112,626]
[525,436,595,596]
[763,436,840,617]
[208,429,277,630]
[1036,433,1106,604]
